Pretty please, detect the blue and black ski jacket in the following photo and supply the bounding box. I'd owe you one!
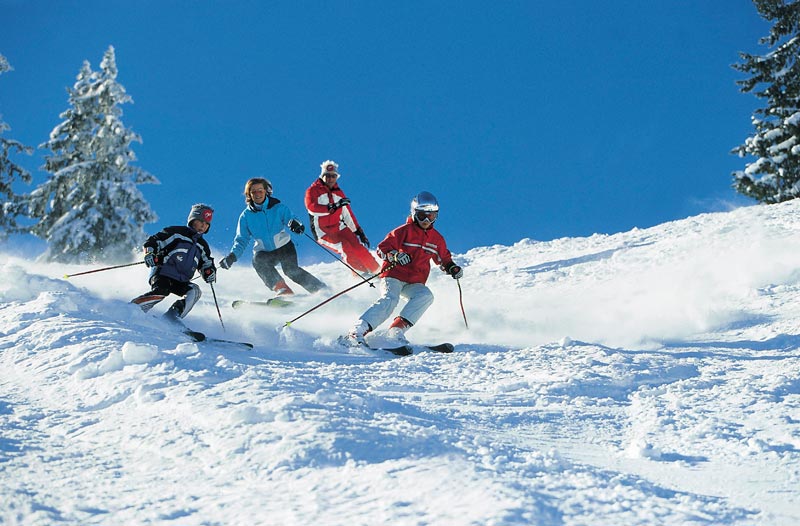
[144,225,215,283]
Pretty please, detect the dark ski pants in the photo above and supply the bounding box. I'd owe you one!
[253,242,325,293]
[131,274,201,318]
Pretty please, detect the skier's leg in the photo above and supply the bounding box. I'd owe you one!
[317,231,345,258]
[359,277,403,330]
[279,242,326,293]
[252,250,283,290]
[397,283,434,326]
[130,275,172,312]
[346,277,402,345]
[131,293,166,312]
[165,282,201,320]
[339,232,380,273]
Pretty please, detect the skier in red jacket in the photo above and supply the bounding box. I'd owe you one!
[344,191,463,346]
[305,160,380,274]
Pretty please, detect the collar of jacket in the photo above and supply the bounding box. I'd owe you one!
[248,196,281,212]
[316,178,340,192]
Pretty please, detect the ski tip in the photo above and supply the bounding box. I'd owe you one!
[224,340,254,349]
[183,329,206,342]
[428,343,454,353]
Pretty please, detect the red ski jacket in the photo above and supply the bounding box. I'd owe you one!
[377,217,454,284]
[305,178,361,238]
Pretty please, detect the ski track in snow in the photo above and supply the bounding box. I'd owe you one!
[2,201,800,525]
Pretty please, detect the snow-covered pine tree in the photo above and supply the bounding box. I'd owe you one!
[732,0,800,203]
[31,46,158,263]
[0,53,33,240]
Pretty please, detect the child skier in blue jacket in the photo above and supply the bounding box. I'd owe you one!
[131,203,217,321]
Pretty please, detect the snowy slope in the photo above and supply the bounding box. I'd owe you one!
[2,201,800,526]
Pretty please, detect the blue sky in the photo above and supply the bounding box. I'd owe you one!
[0,1,771,262]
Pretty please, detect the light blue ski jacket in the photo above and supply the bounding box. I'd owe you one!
[229,197,297,259]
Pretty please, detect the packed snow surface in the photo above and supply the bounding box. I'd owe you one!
[2,201,800,525]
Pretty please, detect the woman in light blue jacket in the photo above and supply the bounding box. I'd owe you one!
[218,178,326,296]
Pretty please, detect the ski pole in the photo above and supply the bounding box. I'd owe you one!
[284,263,395,327]
[457,278,469,330]
[64,260,145,279]
[303,231,375,288]
[209,282,225,331]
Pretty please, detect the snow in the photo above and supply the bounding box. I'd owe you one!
[2,201,800,525]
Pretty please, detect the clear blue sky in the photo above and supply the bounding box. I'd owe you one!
[0,1,771,262]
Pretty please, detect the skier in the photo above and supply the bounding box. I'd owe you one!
[131,203,217,322]
[305,160,380,274]
[345,191,463,346]
[218,177,326,296]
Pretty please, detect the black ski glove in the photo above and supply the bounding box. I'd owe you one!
[355,227,370,248]
[219,253,237,269]
[327,198,351,212]
[288,219,305,234]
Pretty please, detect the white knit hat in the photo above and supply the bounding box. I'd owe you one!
[319,160,340,179]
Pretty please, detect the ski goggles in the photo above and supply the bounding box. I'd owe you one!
[414,210,438,223]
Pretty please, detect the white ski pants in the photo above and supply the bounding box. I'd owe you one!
[361,277,434,330]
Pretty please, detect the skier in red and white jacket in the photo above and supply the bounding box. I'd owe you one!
[345,191,463,346]
[305,160,380,274]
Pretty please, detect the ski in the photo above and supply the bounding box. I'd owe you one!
[183,329,254,349]
[334,336,452,357]
[423,342,454,353]
[368,343,453,356]
[183,329,206,341]
[335,336,410,356]
[374,343,454,355]
[204,338,254,349]
[232,298,294,309]
[370,344,413,356]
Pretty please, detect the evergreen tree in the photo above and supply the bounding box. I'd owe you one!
[31,46,158,263]
[732,0,800,203]
[0,53,33,240]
